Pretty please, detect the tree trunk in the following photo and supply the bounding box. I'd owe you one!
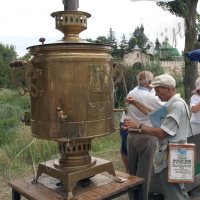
[184,0,198,104]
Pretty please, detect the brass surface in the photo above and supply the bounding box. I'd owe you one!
[53,158,96,171]
[27,43,115,140]
[22,112,31,126]
[57,140,92,166]
[34,157,120,200]
[51,11,91,42]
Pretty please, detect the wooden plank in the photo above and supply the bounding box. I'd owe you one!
[115,170,130,178]
[100,182,122,196]
[73,174,114,196]
[109,181,129,192]
[127,175,144,184]
[92,187,111,199]
[9,178,62,200]
[103,170,144,185]
[118,179,136,190]
[115,170,144,184]
[81,191,103,200]
[74,194,92,200]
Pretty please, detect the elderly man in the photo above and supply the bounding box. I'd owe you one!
[126,71,164,200]
[124,74,190,200]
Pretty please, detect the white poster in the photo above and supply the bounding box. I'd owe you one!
[169,147,195,181]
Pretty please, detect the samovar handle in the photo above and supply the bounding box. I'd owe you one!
[9,60,43,97]
[9,60,27,67]
[113,62,123,86]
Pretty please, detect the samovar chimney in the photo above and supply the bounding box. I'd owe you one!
[63,0,79,10]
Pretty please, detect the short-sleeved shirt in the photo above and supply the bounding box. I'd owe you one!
[190,93,200,123]
[127,86,164,131]
[154,94,190,173]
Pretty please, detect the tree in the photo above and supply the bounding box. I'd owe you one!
[128,25,148,53]
[118,34,128,59]
[107,27,119,57]
[19,53,31,60]
[157,0,199,104]
[85,38,95,43]
[96,36,108,44]
[0,43,18,88]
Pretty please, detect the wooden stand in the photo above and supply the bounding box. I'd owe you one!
[8,171,144,200]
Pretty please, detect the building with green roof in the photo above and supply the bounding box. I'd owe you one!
[158,36,183,61]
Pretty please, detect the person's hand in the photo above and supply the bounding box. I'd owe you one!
[126,96,138,105]
[123,118,140,130]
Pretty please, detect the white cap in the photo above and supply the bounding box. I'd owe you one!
[149,74,176,88]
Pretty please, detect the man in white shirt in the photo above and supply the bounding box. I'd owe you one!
[126,71,164,200]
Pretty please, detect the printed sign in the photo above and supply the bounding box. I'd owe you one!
[168,143,196,183]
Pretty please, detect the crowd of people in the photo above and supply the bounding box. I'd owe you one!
[118,71,200,200]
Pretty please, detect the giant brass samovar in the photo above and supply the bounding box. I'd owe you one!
[9,1,123,199]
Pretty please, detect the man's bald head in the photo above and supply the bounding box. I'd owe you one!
[137,71,154,87]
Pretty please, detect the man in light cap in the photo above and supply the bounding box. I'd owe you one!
[124,74,190,200]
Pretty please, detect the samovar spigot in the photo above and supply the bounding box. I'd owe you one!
[56,108,67,123]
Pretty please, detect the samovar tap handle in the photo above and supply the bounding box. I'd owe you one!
[56,108,67,123]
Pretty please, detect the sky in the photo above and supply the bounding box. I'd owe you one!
[0,0,200,57]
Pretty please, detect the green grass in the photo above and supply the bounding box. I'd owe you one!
[176,86,185,99]
[0,89,56,179]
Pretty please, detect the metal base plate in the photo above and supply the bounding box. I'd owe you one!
[33,157,120,200]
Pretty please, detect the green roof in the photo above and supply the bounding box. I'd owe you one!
[171,47,181,57]
[159,42,174,51]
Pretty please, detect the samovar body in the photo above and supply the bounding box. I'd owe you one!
[28,43,115,140]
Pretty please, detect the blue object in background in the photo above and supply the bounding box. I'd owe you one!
[186,49,200,62]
